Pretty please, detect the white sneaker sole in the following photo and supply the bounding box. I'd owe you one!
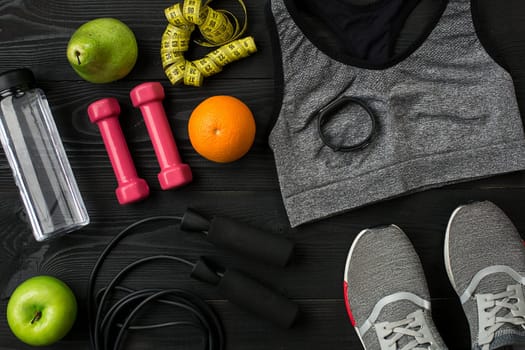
[444,205,466,292]
[343,225,403,350]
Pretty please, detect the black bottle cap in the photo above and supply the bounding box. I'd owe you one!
[0,68,36,92]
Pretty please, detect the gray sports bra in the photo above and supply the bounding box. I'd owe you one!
[268,0,525,227]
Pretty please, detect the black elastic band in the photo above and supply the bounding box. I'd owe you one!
[317,96,377,152]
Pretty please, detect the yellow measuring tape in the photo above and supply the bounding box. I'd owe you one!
[162,0,257,87]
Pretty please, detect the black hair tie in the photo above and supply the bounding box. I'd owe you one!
[317,96,377,152]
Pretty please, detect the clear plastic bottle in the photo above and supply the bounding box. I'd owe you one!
[0,68,89,241]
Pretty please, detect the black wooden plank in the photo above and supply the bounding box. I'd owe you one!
[2,0,525,349]
[0,298,365,350]
[35,79,277,146]
[0,0,273,80]
[2,188,524,303]
[3,150,525,193]
[0,296,473,350]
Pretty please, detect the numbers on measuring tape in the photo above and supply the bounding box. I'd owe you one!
[162,0,257,87]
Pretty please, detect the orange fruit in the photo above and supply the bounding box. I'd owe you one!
[188,96,256,163]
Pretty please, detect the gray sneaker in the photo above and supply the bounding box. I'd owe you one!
[445,201,525,350]
[344,225,448,350]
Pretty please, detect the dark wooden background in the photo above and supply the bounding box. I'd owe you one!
[1,0,525,349]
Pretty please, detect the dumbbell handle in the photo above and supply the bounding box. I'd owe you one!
[88,98,149,205]
[130,82,192,190]
[97,118,138,184]
[139,101,182,168]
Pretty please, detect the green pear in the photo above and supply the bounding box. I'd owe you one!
[67,18,138,83]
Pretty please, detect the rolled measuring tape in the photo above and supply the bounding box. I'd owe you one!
[162,0,257,87]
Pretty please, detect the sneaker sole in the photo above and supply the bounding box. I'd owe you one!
[343,225,402,350]
[444,205,466,292]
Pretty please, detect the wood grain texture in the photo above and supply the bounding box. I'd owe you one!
[1,0,525,349]
[0,0,274,80]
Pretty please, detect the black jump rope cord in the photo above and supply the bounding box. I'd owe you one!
[87,216,225,350]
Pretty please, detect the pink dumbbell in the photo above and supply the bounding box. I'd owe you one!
[130,82,192,190]
[88,98,150,204]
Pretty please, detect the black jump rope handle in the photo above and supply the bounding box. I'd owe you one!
[181,209,295,267]
[191,259,299,328]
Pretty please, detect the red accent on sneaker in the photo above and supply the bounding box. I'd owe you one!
[344,281,356,327]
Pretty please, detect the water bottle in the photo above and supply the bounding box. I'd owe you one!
[0,68,89,241]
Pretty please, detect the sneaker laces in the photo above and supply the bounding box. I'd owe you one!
[478,284,525,350]
[377,310,434,350]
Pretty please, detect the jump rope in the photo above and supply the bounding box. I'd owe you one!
[87,209,298,350]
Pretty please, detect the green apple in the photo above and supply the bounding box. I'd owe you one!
[6,275,77,347]
[67,18,138,83]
